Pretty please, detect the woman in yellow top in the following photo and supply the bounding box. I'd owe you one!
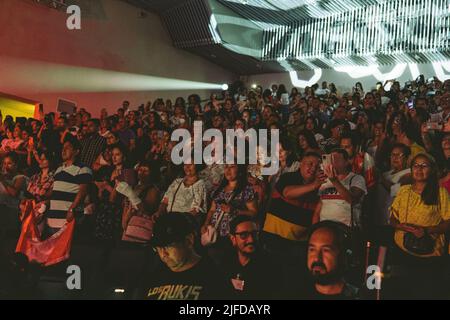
[390,154,450,257]
[389,153,450,298]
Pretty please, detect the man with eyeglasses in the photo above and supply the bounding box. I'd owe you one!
[135,213,230,300]
[222,215,283,299]
[377,143,412,225]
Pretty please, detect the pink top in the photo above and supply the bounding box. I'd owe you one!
[1,138,24,152]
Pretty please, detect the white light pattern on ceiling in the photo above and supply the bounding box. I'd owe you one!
[283,61,450,87]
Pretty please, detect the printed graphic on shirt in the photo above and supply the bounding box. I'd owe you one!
[146,284,203,300]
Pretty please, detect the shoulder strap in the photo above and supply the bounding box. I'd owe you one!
[349,173,356,188]
[349,173,357,228]
[213,211,225,229]
[169,179,184,213]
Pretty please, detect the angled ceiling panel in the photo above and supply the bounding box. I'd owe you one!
[123,0,450,74]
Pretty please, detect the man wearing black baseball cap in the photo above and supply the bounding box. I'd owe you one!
[135,213,231,300]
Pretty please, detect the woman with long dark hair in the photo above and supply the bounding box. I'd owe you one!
[264,139,300,212]
[21,150,56,232]
[297,129,321,158]
[290,87,299,101]
[121,160,161,233]
[304,116,325,144]
[94,144,136,242]
[0,152,27,238]
[202,164,257,239]
[389,153,450,298]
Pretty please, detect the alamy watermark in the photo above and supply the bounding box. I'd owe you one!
[366,265,382,290]
[170,121,280,175]
[66,5,81,30]
[66,264,81,290]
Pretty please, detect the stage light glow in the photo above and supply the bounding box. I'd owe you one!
[222,84,229,91]
[334,65,379,79]
[432,61,450,81]
[408,63,420,80]
[289,69,322,88]
[334,64,408,82]
[0,57,227,94]
[251,84,257,89]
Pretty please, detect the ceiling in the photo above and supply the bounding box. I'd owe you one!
[122,0,450,75]
[216,0,383,28]
[122,0,186,13]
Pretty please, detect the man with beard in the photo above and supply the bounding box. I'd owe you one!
[300,221,359,299]
[223,215,282,299]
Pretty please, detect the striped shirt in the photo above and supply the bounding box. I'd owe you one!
[263,172,319,241]
[47,162,92,228]
[80,133,106,168]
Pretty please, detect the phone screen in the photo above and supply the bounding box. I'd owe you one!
[322,154,332,168]
[407,100,414,109]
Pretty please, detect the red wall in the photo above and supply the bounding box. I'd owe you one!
[0,0,235,116]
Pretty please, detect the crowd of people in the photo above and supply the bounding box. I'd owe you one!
[0,75,449,299]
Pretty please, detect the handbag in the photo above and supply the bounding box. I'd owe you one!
[201,190,236,247]
[201,211,224,247]
[402,189,435,255]
[403,232,434,255]
[122,215,153,243]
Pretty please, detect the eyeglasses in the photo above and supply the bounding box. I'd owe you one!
[233,231,259,240]
[413,163,431,170]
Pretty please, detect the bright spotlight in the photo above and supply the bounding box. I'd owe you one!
[222,84,229,91]
[251,84,257,89]
[0,56,227,93]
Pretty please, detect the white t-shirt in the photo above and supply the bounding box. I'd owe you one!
[383,169,410,198]
[319,172,367,227]
[164,178,207,214]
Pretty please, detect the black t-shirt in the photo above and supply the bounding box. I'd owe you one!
[223,250,284,299]
[136,257,231,300]
[41,128,62,155]
[298,281,359,300]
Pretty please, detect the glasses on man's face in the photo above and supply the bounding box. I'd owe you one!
[413,163,431,170]
[233,231,259,240]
